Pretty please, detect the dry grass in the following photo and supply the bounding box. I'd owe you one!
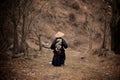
[0,48,120,80]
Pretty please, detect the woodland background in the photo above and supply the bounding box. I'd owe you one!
[0,0,120,80]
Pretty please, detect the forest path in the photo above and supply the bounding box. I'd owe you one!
[0,48,120,80]
[19,48,119,80]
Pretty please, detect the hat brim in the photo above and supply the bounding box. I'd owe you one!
[55,32,64,37]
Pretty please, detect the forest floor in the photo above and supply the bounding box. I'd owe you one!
[0,48,120,80]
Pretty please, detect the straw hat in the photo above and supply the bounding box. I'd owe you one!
[55,31,64,38]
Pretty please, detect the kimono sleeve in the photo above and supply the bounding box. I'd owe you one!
[62,39,68,49]
[50,39,56,50]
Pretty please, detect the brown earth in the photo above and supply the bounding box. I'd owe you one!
[0,48,120,80]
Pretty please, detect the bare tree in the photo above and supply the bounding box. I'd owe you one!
[7,0,21,55]
[0,1,13,52]
[84,13,94,50]
[35,25,43,51]
[102,0,111,49]
[33,2,50,51]
[6,0,41,57]
[110,0,120,53]
[19,0,35,54]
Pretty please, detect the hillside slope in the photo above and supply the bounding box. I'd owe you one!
[27,0,111,52]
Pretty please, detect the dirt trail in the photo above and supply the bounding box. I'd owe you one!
[0,48,120,80]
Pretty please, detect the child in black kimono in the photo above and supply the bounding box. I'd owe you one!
[50,32,68,66]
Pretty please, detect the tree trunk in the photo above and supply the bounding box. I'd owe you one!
[20,15,26,52]
[13,22,19,54]
[20,14,30,58]
[110,0,120,54]
[102,9,107,49]
[88,29,92,50]
[38,34,42,51]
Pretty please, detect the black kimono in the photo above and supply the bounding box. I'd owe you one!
[50,38,68,66]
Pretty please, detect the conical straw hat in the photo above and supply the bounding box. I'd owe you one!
[55,31,64,38]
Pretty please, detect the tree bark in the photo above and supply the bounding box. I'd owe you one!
[38,34,42,51]
[110,0,120,54]
[13,21,19,54]
[20,15,26,52]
